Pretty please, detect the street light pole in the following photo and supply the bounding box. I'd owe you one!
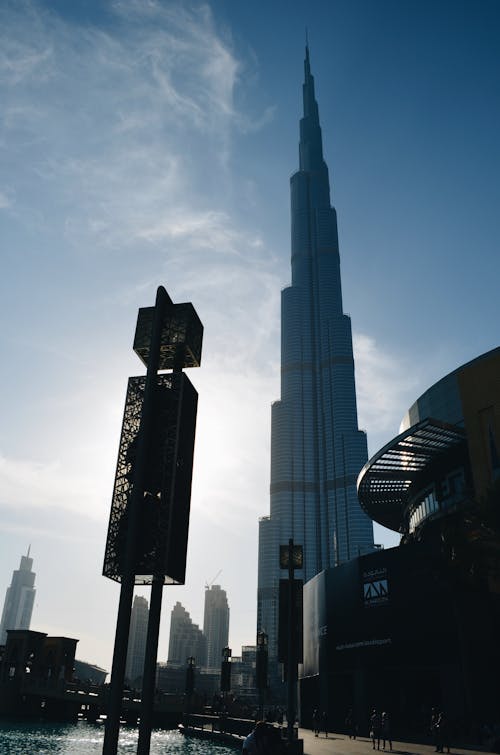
[279,539,303,751]
[256,631,268,721]
[102,286,203,755]
[103,287,168,755]
[286,538,296,744]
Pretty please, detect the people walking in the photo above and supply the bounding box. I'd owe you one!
[346,708,357,739]
[381,711,392,751]
[322,710,329,738]
[312,707,320,737]
[370,709,382,750]
[431,707,440,751]
[436,711,450,753]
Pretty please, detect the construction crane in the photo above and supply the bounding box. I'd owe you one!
[205,569,222,590]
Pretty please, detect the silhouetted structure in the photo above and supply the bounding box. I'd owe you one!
[203,584,229,670]
[102,286,203,755]
[125,595,149,687]
[167,601,207,668]
[0,629,77,718]
[0,549,36,645]
[257,46,374,692]
[301,347,500,737]
[74,659,108,686]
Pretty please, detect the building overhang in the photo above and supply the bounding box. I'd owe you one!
[357,418,466,532]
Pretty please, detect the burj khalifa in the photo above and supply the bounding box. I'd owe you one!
[257,47,374,677]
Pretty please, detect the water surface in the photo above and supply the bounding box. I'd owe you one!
[0,720,236,755]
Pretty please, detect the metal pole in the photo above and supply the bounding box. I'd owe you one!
[287,538,296,744]
[102,287,168,755]
[137,332,185,755]
[136,573,163,755]
[102,573,135,754]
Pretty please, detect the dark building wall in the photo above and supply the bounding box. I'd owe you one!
[301,542,500,737]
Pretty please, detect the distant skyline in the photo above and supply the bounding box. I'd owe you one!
[0,550,36,645]
[1,0,499,671]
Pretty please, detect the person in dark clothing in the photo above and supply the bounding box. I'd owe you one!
[312,708,320,737]
[346,708,357,739]
[436,711,450,753]
[431,708,440,750]
[322,710,328,738]
[242,721,284,754]
[370,709,382,750]
[381,712,392,751]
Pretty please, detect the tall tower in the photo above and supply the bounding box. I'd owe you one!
[257,48,374,676]
[125,595,149,686]
[203,584,229,670]
[0,549,36,645]
[167,601,207,668]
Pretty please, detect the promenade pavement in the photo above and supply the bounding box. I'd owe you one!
[299,728,495,755]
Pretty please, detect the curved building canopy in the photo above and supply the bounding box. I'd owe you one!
[357,418,466,532]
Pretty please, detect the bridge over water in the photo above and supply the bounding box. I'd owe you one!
[0,678,185,727]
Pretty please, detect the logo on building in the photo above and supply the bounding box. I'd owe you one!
[363,567,389,607]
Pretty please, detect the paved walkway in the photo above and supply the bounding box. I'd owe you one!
[299,729,495,755]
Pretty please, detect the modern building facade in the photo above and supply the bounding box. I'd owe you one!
[203,584,229,670]
[0,550,36,646]
[301,347,500,737]
[358,346,500,541]
[124,594,149,686]
[257,47,374,680]
[167,601,207,669]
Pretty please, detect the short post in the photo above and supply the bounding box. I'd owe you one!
[256,631,268,721]
[220,645,232,711]
[287,539,295,743]
[185,656,195,716]
[279,539,303,753]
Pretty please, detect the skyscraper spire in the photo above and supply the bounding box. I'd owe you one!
[257,47,374,691]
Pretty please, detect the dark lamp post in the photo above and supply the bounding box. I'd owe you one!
[280,539,303,748]
[102,286,203,755]
[256,631,268,719]
[257,631,268,648]
[185,656,195,703]
[221,647,232,695]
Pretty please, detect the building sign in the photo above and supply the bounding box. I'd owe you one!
[336,638,392,652]
[363,567,389,607]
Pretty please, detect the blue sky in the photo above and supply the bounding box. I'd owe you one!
[1,0,499,671]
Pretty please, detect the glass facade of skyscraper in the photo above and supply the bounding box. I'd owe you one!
[257,48,374,679]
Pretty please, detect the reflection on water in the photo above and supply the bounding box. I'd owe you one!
[0,720,235,754]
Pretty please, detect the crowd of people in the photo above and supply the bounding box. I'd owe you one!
[368,709,392,750]
[240,703,500,753]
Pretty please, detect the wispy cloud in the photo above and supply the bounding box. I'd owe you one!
[0,0,273,255]
[0,189,12,209]
[0,452,103,520]
[353,332,422,452]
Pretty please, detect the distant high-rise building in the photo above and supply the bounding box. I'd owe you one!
[257,47,374,677]
[0,549,36,645]
[203,584,229,670]
[167,601,207,668]
[125,595,149,685]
